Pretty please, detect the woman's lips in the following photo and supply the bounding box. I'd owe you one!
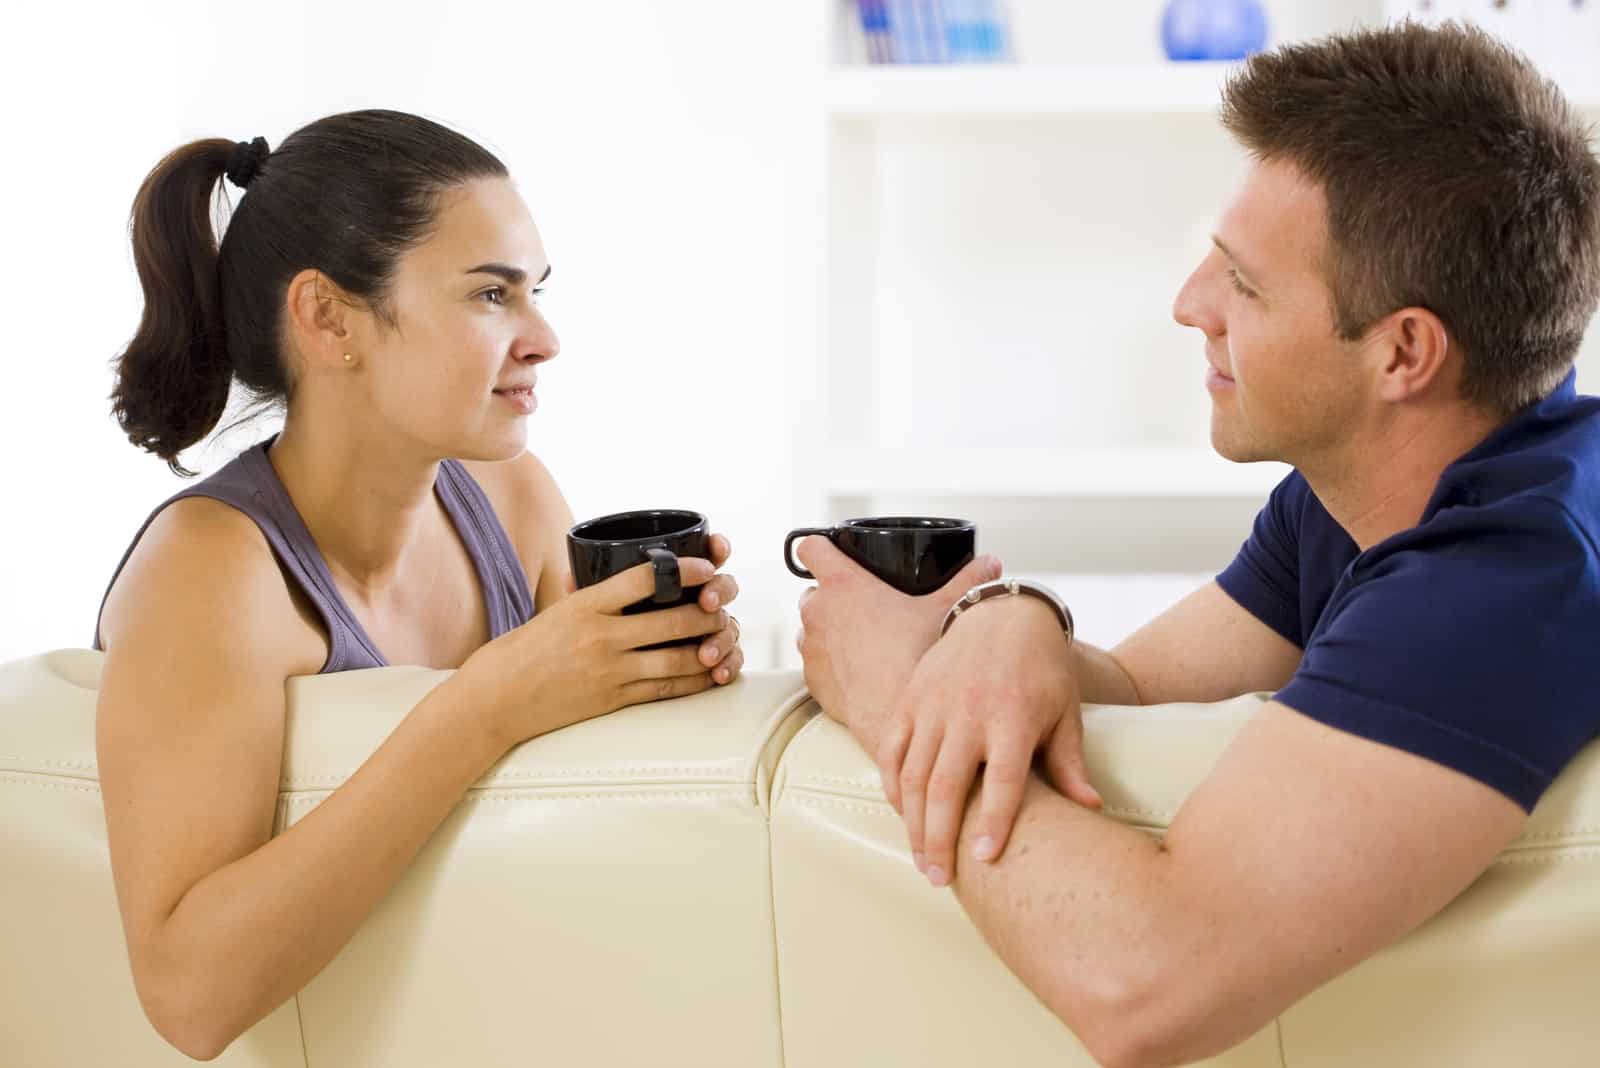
[494,386,537,414]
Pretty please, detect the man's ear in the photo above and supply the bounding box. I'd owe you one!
[1368,306,1453,403]
[284,269,360,372]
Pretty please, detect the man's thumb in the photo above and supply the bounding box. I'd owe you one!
[937,554,1003,609]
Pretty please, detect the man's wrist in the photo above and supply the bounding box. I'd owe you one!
[943,579,1074,650]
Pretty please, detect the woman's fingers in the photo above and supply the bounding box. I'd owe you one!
[713,646,745,685]
[617,670,715,707]
[615,602,727,649]
[628,643,711,680]
[699,571,740,611]
[709,533,733,568]
[699,614,740,668]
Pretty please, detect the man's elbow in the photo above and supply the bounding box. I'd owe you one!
[1064,967,1252,1068]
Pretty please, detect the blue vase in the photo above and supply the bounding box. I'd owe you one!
[1162,0,1269,62]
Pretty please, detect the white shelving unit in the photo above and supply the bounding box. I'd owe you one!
[825,62,1243,115]
[767,1,1600,670]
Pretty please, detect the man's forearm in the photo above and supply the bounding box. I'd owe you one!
[947,776,1258,1068]
[1072,642,1143,705]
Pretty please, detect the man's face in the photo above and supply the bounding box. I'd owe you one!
[1173,159,1368,469]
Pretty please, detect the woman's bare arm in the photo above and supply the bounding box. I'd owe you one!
[97,499,510,1060]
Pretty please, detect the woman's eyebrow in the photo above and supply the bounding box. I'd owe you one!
[464,263,553,285]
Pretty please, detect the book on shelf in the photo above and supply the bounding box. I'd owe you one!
[851,0,1013,65]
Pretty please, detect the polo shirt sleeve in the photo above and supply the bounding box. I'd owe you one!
[1216,473,1309,647]
[1275,498,1600,811]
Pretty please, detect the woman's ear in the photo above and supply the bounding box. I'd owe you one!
[284,269,360,373]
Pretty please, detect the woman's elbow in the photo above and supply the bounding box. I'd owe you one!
[133,958,243,1061]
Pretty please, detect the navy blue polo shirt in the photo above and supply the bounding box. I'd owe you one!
[1216,370,1600,811]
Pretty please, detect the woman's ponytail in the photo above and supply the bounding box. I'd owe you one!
[110,113,508,476]
[111,139,236,477]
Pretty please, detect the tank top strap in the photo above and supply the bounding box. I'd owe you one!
[434,459,536,637]
[92,441,386,673]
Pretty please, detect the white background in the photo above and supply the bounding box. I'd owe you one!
[2,0,1595,665]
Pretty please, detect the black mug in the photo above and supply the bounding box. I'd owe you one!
[569,510,710,645]
[785,516,976,596]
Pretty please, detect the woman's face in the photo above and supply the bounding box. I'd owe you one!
[353,177,558,463]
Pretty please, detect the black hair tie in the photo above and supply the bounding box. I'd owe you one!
[225,136,270,190]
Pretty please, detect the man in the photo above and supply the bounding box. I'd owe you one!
[795,22,1600,1068]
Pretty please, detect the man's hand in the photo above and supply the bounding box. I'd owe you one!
[880,593,1103,888]
[794,537,1001,750]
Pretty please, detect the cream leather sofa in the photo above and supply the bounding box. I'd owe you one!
[3,648,1598,1067]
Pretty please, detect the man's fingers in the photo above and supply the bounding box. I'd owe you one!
[794,535,864,583]
[972,738,1032,863]
[921,733,983,888]
[898,720,944,873]
[934,554,1004,612]
[876,715,914,814]
[709,533,733,568]
[1044,725,1103,810]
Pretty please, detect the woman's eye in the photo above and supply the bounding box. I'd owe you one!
[530,287,545,304]
[1226,268,1255,299]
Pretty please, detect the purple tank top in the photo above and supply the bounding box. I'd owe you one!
[92,436,536,672]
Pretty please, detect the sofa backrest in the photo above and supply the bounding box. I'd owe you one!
[3,650,1597,1067]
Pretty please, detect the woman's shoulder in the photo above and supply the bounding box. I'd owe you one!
[459,450,566,539]
[98,496,327,677]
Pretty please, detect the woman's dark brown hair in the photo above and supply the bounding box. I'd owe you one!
[112,110,507,475]
[1221,21,1600,414]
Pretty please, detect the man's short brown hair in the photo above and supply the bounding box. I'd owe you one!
[1220,21,1600,413]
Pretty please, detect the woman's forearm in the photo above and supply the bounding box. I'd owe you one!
[146,671,509,1057]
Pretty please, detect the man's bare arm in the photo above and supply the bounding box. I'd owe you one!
[1078,580,1303,706]
[933,702,1525,1068]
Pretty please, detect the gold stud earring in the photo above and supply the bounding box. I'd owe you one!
[342,353,354,364]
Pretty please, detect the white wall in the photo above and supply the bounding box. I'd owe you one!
[3,1,1597,666]
[0,0,819,664]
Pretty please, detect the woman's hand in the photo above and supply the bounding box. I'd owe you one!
[460,551,733,750]
[694,534,745,686]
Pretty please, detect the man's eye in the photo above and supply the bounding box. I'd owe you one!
[478,287,506,305]
[531,287,545,303]
[1226,268,1256,299]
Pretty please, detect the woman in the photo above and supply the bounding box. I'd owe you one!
[92,109,744,1059]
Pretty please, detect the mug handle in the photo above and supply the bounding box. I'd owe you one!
[643,545,682,605]
[784,528,833,580]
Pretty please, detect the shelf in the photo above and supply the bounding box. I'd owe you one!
[825,63,1241,116]
[820,447,1289,499]
[826,64,1600,118]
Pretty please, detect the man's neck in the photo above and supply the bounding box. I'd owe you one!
[1299,403,1505,551]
